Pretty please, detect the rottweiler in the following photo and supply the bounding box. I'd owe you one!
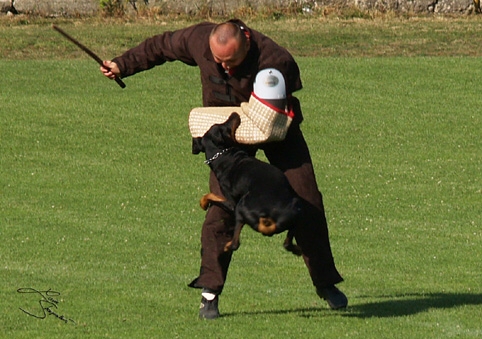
[192,112,303,255]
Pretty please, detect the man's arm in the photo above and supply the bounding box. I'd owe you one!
[100,22,214,80]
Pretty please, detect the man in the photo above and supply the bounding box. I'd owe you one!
[101,19,347,319]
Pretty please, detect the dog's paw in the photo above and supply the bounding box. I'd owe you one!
[199,196,210,210]
[224,240,240,252]
[287,244,303,256]
[200,193,227,211]
[283,238,302,256]
[224,241,233,252]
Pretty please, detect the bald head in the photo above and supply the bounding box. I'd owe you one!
[209,22,250,71]
[210,22,244,45]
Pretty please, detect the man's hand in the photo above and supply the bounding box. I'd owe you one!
[100,60,120,80]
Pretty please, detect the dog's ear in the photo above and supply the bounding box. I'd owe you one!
[228,112,241,127]
[227,113,241,141]
[191,137,204,154]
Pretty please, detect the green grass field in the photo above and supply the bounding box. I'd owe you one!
[1,17,481,338]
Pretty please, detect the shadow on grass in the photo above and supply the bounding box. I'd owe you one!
[222,293,482,319]
[345,293,482,318]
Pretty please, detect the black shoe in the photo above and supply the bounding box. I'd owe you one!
[199,296,220,319]
[316,285,348,310]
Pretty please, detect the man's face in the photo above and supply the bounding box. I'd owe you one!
[209,36,249,71]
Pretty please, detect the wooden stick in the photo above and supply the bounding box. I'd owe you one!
[52,25,126,89]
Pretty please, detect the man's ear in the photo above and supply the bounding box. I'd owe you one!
[192,137,204,154]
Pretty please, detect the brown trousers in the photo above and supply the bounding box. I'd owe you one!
[189,118,344,294]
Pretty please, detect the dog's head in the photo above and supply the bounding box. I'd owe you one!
[192,112,241,155]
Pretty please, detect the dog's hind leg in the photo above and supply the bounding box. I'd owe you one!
[199,192,227,210]
[283,229,302,256]
[224,223,244,252]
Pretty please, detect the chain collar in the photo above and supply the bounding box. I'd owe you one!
[204,148,231,165]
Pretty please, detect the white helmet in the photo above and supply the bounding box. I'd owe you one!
[253,68,286,100]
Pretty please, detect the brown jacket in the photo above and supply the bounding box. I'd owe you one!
[113,19,303,111]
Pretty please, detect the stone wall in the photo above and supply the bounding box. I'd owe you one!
[347,0,475,13]
[1,0,97,15]
[1,0,477,15]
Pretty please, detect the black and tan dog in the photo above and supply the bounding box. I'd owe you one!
[192,112,303,255]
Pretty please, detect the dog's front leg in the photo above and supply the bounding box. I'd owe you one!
[224,223,244,252]
[199,192,226,210]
